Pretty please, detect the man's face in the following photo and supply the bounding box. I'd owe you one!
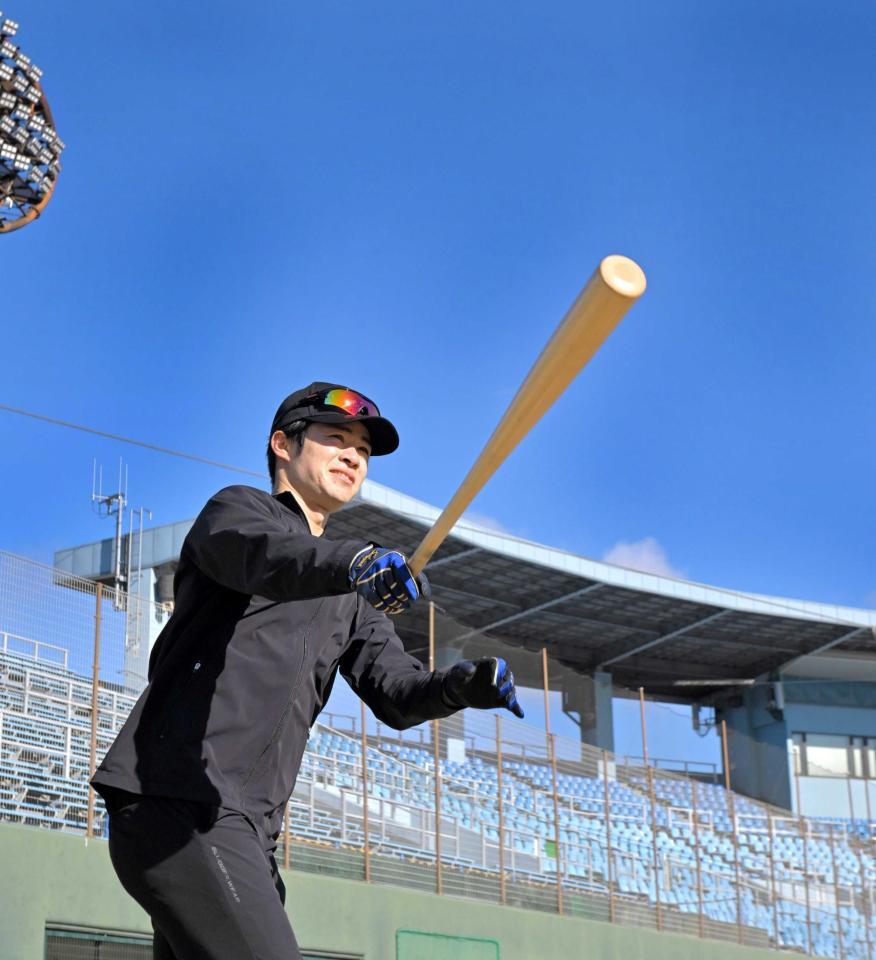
[277,421,371,512]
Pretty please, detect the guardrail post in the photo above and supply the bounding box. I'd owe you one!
[828,823,845,960]
[603,749,615,923]
[725,783,743,943]
[857,830,873,960]
[496,714,507,906]
[548,731,563,915]
[542,648,563,914]
[767,810,780,946]
[429,601,443,895]
[86,583,102,841]
[434,746,443,897]
[799,815,813,955]
[360,700,371,882]
[646,763,662,931]
[691,778,705,937]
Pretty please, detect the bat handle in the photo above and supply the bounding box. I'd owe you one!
[409,547,429,581]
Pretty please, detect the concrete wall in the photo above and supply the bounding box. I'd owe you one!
[0,824,787,960]
[721,687,792,810]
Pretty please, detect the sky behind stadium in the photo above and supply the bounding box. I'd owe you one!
[3,2,875,759]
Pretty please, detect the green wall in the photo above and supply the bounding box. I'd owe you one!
[0,824,784,960]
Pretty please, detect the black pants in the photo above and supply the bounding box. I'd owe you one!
[107,793,301,960]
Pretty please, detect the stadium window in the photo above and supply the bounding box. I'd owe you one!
[795,733,876,779]
[805,733,850,777]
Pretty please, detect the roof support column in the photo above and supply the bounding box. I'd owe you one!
[562,670,614,752]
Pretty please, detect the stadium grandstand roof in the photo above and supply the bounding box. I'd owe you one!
[56,479,876,702]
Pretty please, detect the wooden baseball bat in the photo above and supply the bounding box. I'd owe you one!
[409,255,647,578]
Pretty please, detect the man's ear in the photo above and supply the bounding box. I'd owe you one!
[270,429,294,464]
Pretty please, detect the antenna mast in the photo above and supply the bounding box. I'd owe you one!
[91,457,128,596]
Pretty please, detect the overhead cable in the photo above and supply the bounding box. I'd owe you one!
[0,402,266,479]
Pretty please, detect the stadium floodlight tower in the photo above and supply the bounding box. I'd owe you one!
[0,11,64,234]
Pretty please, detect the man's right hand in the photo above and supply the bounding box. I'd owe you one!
[442,657,524,718]
[349,545,429,615]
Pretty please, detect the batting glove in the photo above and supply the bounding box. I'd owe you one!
[442,657,524,718]
[349,545,429,615]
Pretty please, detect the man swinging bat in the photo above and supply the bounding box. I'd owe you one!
[91,382,523,960]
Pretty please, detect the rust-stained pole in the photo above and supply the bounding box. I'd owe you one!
[691,777,705,937]
[360,699,371,882]
[639,687,649,767]
[726,782,743,943]
[548,731,564,914]
[430,601,443,895]
[432,721,443,896]
[858,830,873,960]
[86,583,103,841]
[542,647,551,737]
[496,714,507,906]
[646,764,662,931]
[603,750,615,923]
[721,719,731,792]
[799,815,813,955]
[542,648,562,913]
[767,811,780,946]
[828,823,845,960]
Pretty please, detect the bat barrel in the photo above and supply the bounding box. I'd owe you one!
[599,255,647,299]
[409,255,646,578]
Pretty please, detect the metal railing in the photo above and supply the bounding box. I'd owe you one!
[0,548,874,958]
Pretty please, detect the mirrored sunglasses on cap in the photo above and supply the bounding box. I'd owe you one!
[305,388,380,418]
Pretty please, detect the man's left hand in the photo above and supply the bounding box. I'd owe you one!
[442,657,524,718]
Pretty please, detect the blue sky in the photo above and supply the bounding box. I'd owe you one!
[3,1,875,761]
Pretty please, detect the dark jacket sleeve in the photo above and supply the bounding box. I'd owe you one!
[340,599,460,730]
[183,485,367,601]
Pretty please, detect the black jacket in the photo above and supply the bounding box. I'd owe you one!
[92,484,457,837]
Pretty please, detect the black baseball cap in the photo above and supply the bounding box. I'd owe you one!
[270,382,399,456]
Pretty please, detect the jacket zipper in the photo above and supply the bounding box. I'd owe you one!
[240,602,323,792]
[240,634,307,792]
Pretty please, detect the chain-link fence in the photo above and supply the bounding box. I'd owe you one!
[0,550,156,839]
[1,549,874,958]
